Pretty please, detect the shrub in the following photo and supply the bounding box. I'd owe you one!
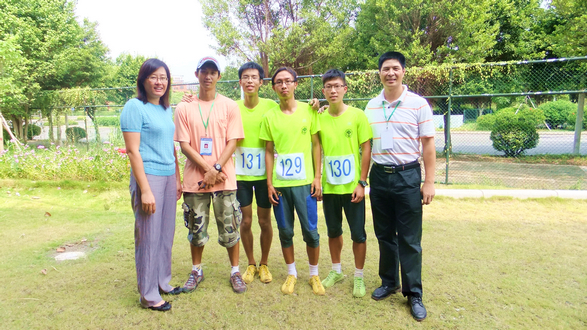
[566,109,587,130]
[27,124,42,140]
[43,120,78,126]
[490,122,539,157]
[65,127,87,142]
[476,114,496,130]
[495,106,545,127]
[538,100,576,128]
[95,116,120,126]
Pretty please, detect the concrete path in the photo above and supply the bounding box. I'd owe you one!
[436,189,587,199]
[364,188,587,199]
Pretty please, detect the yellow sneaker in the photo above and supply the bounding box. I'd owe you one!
[281,275,297,294]
[242,264,257,284]
[258,264,273,283]
[309,275,325,295]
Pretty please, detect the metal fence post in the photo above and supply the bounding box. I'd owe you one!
[445,68,453,184]
[310,75,314,100]
[574,92,585,155]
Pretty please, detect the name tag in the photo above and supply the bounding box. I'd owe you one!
[235,147,265,176]
[380,128,394,150]
[276,153,306,181]
[325,154,355,185]
[200,137,213,156]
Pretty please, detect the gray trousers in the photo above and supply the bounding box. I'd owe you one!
[130,173,177,307]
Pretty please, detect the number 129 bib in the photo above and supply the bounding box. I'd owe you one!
[325,154,355,185]
[276,153,306,181]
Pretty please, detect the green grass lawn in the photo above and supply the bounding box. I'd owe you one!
[0,179,586,329]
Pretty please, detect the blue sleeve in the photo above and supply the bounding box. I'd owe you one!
[120,99,143,132]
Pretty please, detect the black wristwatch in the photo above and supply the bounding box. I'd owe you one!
[358,180,368,187]
[213,163,222,172]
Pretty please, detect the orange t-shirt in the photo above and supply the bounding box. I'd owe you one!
[174,93,244,193]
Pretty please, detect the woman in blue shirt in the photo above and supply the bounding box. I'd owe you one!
[120,58,182,312]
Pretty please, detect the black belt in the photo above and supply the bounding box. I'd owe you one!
[373,161,420,174]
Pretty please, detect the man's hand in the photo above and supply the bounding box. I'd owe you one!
[201,168,217,189]
[311,177,322,201]
[141,190,156,214]
[181,91,195,103]
[268,184,280,205]
[309,98,320,110]
[421,181,435,205]
[351,185,365,203]
[215,171,227,183]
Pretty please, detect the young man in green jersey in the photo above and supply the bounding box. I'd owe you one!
[235,62,278,284]
[317,69,372,298]
[259,67,325,296]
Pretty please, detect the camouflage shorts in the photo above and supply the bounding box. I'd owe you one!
[182,190,242,248]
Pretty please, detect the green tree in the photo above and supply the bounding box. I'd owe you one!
[0,0,109,141]
[543,0,587,57]
[199,0,359,74]
[349,0,500,69]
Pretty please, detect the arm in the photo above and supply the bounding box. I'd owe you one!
[174,147,182,200]
[351,140,371,203]
[311,133,322,200]
[123,132,156,214]
[265,141,279,205]
[179,141,220,189]
[213,138,238,182]
[420,136,436,205]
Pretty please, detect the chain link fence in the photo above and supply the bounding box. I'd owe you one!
[31,57,587,189]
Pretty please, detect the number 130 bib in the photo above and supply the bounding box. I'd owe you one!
[325,154,355,185]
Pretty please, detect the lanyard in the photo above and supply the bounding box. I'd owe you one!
[198,92,217,136]
[383,100,401,128]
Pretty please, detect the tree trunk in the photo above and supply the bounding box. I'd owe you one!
[55,111,62,145]
[48,109,54,142]
[23,116,29,142]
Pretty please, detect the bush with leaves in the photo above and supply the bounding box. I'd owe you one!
[490,121,539,157]
[538,100,576,128]
[65,127,87,142]
[27,124,42,140]
[476,105,544,130]
[567,109,587,130]
[95,116,120,126]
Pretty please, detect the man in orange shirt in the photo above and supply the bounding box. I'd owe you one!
[174,56,246,294]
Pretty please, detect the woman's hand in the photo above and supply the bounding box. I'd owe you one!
[141,190,156,214]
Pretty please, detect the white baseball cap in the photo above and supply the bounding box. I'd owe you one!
[196,56,220,72]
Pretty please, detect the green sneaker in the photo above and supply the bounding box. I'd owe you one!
[321,270,344,288]
[353,277,366,298]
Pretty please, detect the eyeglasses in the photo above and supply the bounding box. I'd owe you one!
[148,76,168,83]
[274,80,296,86]
[323,84,346,91]
[241,75,260,81]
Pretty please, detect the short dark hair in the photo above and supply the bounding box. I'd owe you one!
[322,69,346,85]
[238,62,265,80]
[378,51,406,70]
[136,58,171,109]
[271,67,298,86]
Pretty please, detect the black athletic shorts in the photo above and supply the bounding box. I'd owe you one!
[236,179,271,209]
[322,194,366,243]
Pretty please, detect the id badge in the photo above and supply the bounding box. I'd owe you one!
[200,137,213,156]
[380,128,394,150]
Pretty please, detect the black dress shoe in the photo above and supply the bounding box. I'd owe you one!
[148,301,171,312]
[408,296,427,321]
[162,286,183,295]
[371,285,401,301]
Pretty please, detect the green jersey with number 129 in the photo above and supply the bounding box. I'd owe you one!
[318,106,372,194]
[235,98,278,181]
[259,101,320,188]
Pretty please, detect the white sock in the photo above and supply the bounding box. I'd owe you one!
[287,262,297,278]
[192,264,202,275]
[309,264,319,277]
[355,268,364,278]
[231,265,240,276]
[332,263,342,274]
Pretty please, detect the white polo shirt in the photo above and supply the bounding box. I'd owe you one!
[365,86,435,165]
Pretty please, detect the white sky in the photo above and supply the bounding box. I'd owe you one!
[74,0,227,83]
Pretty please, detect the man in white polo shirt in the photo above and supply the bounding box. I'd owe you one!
[365,51,436,322]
